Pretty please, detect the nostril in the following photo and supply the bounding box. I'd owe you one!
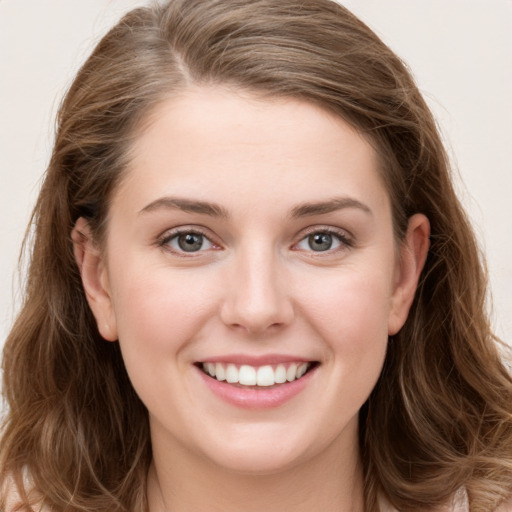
[219,273,294,333]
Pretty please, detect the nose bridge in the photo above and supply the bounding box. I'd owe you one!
[221,237,293,333]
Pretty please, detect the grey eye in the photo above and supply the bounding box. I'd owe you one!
[295,231,345,253]
[161,229,216,255]
[177,233,206,252]
[308,233,333,251]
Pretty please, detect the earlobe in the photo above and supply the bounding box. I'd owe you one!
[388,213,430,335]
[71,218,118,341]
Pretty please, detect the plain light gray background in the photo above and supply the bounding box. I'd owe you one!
[1,0,511,356]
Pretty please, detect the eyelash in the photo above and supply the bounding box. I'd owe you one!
[293,226,354,254]
[157,227,219,256]
[156,226,353,256]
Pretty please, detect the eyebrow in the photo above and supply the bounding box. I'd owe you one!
[290,197,372,218]
[139,197,229,217]
[139,195,372,219]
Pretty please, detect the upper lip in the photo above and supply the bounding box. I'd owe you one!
[197,354,317,366]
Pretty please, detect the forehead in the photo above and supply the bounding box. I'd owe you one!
[134,86,371,155]
[115,86,388,217]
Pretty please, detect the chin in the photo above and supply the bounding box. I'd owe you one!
[193,422,331,476]
[209,445,307,476]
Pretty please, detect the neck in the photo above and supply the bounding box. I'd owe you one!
[147,426,365,512]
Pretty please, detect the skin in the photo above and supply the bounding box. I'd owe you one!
[73,87,430,512]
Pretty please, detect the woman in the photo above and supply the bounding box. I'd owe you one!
[1,0,511,510]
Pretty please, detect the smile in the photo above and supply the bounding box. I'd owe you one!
[200,362,314,387]
[195,358,319,409]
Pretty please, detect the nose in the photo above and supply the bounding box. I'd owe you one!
[220,245,294,335]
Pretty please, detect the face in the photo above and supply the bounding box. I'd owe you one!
[77,87,428,475]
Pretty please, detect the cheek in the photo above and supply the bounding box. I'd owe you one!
[109,264,221,357]
[295,267,392,393]
[107,264,223,417]
[298,267,393,343]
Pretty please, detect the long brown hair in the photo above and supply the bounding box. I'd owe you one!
[2,1,511,510]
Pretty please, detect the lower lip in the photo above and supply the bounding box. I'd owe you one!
[196,366,316,410]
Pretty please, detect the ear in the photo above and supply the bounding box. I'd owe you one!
[72,217,118,341]
[388,213,430,335]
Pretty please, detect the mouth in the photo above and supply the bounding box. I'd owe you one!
[196,361,320,388]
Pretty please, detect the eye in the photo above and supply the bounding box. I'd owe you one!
[295,229,351,253]
[161,230,216,253]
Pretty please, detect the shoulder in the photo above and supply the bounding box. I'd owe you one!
[377,488,512,512]
[496,495,512,512]
[1,473,48,512]
[1,475,21,512]
[437,489,512,512]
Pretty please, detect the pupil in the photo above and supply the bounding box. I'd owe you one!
[178,233,203,252]
[309,233,332,251]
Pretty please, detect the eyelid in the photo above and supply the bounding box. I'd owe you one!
[292,225,354,252]
[155,224,353,256]
[157,225,222,255]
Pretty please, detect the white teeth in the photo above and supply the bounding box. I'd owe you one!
[275,364,287,384]
[297,363,308,379]
[286,363,298,382]
[206,362,215,377]
[201,361,313,386]
[226,364,238,383]
[239,365,257,385]
[215,362,226,381]
[256,365,275,386]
